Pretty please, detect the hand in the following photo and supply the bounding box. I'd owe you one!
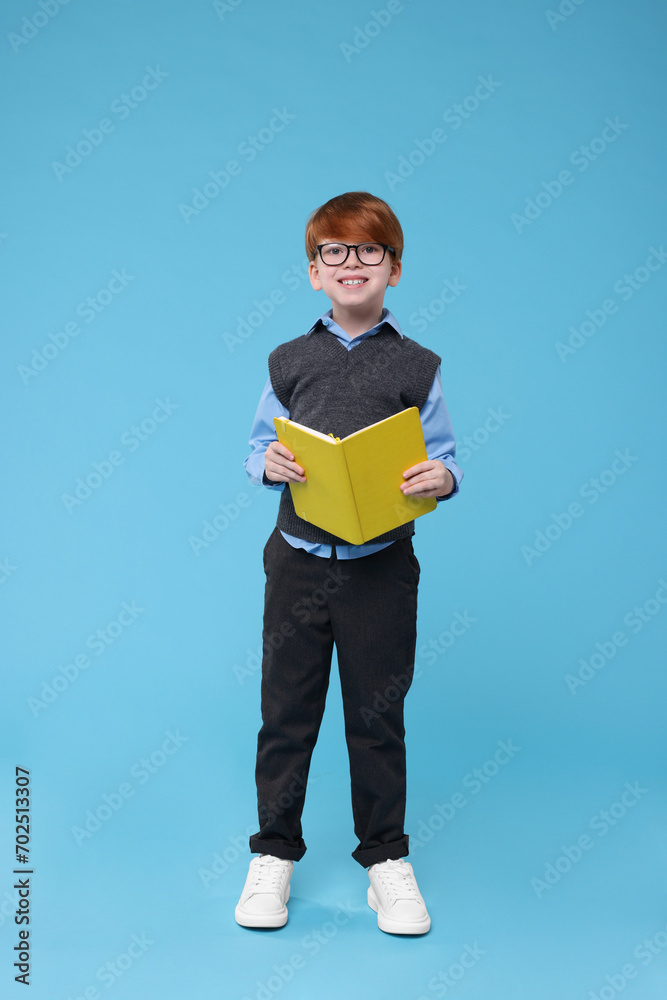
[400,459,453,499]
[264,440,306,484]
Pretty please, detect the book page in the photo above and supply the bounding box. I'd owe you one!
[274,418,364,543]
[341,407,436,541]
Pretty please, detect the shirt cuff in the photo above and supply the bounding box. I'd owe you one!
[435,461,461,501]
[262,470,285,490]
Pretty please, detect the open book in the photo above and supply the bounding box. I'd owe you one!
[273,406,437,545]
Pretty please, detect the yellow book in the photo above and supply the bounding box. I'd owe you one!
[273,406,437,545]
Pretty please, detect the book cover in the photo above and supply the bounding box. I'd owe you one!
[274,407,437,544]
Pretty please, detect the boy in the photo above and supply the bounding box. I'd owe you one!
[236,192,462,935]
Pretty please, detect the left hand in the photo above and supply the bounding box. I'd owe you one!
[400,459,453,499]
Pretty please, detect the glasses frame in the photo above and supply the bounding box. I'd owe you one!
[315,242,396,266]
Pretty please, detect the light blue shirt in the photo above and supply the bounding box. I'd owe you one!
[244,307,463,559]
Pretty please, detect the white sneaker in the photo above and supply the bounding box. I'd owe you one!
[367,858,431,934]
[235,854,294,928]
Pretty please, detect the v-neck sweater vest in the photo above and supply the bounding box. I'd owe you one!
[267,323,441,546]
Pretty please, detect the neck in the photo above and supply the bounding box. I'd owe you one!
[330,304,384,340]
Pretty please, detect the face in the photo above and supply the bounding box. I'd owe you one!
[308,235,401,316]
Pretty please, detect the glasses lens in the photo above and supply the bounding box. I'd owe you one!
[356,243,385,263]
[319,243,387,265]
[320,244,348,264]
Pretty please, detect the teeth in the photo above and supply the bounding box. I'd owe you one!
[341,279,367,285]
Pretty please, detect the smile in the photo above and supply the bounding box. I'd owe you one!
[339,278,368,285]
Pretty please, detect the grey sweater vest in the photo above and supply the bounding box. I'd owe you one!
[267,322,441,546]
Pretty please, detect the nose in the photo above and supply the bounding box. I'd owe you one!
[343,249,363,267]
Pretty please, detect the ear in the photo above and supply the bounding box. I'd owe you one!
[387,258,402,287]
[308,259,323,290]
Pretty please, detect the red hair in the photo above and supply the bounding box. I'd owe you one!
[305,191,404,262]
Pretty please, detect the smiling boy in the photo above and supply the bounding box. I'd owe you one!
[236,191,463,935]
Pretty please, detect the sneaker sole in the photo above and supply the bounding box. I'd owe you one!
[367,886,431,935]
[234,886,290,928]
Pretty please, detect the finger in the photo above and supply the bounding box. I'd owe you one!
[279,448,305,476]
[280,457,305,477]
[271,442,295,461]
[269,444,304,476]
[270,458,306,481]
[266,466,305,484]
[403,461,431,478]
[403,484,436,497]
[401,470,431,486]
[401,475,434,493]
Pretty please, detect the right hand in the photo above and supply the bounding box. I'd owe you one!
[264,440,306,484]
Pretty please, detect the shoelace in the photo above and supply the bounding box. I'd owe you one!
[247,856,291,894]
[373,860,421,903]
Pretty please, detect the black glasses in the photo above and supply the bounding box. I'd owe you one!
[316,243,395,266]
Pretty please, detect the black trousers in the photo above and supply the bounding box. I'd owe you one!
[249,526,420,868]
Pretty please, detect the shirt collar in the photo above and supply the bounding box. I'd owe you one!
[304,306,404,339]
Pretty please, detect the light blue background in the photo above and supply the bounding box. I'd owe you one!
[2,1,667,998]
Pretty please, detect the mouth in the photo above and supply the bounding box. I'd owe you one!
[338,278,369,286]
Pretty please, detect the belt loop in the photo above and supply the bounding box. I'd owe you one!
[328,543,337,568]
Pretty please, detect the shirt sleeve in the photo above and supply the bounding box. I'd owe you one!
[420,366,464,501]
[243,376,289,491]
